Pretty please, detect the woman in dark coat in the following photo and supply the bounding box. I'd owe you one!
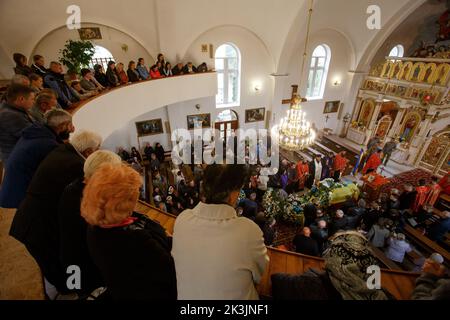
[155,143,165,163]
[13,53,33,76]
[94,64,108,88]
[58,150,122,297]
[127,61,141,83]
[81,163,177,300]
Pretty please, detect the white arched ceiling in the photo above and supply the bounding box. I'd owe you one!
[31,23,154,69]
[355,0,427,71]
[0,0,160,66]
[155,0,304,67]
[182,24,275,69]
[277,0,424,74]
[370,0,445,66]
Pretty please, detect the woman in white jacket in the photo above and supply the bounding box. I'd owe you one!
[172,164,269,300]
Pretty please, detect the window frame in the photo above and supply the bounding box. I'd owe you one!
[389,44,404,58]
[306,44,331,101]
[215,43,241,108]
[90,45,115,71]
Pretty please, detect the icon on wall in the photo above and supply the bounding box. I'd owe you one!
[245,108,266,123]
[135,119,164,137]
[78,27,102,40]
[323,100,341,114]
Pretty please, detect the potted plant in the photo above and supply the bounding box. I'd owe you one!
[59,40,95,74]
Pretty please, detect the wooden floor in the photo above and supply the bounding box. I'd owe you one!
[0,208,45,300]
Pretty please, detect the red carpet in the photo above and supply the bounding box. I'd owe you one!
[384,168,433,193]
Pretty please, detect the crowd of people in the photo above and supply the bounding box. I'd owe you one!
[0,52,449,301]
[6,52,210,110]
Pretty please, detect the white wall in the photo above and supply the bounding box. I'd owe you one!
[272,29,353,134]
[73,72,217,139]
[32,23,154,71]
[103,106,171,152]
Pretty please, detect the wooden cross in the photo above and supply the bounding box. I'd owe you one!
[282,85,307,106]
[282,85,299,106]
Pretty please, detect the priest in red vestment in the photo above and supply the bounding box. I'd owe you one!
[296,158,309,190]
[333,151,349,181]
[426,176,442,206]
[362,150,383,174]
[413,179,431,213]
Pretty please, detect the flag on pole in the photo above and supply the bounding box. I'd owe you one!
[352,148,364,176]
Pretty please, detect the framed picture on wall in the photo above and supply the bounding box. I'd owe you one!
[323,100,341,114]
[245,107,265,123]
[78,27,102,40]
[187,113,211,130]
[135,119,164,137]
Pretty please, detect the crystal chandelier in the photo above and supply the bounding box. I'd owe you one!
[274,0,316,151]
[274,95,316,151]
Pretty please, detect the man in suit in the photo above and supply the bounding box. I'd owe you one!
[10,131,102,298]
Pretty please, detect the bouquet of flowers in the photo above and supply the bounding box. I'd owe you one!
[262,179,345,225]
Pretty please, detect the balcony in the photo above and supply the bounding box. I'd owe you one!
[71,72,217,138]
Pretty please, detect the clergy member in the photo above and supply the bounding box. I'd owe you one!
[426,176,442,206]
[413,179,431,213]
[333,151,348,182]
[362,149,383,174]
[307,154,323,188]
[296,158,309,190]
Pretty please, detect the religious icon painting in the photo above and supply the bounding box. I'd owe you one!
[187,113,211,130]
[135,119,164,137]
[78,27,102,40]
[323,101,340,114]
[245,108,265,123]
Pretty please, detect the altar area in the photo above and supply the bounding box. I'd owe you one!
[341,55,450,178]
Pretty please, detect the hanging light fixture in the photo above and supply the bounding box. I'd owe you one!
[273,0,316,151]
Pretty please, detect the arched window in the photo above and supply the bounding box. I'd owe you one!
[90,45,115,71]
[215,43,241,107]
[306,44,331,100]
[389,45,404,58]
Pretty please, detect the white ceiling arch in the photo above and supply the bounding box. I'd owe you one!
[180,24,276,70]
[0,0,160,63]
[29,22,155,63]
[276,0,425,75]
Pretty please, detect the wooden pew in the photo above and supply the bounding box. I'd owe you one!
[135,201,420,300]
[404,224,450,266]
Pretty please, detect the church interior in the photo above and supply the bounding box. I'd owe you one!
[0,0,450,302]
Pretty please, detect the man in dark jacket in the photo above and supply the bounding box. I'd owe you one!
[9,130,101,296]
[293,227,320,257]
[31,54,48,77]
[155,142,165,162]
[172,62,185,76]
[44,62,79,109]
[329,210,349,236]
[399,183,417,210]
[0,84,36,163]
[0,109,73,209]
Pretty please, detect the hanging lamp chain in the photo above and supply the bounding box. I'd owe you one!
[299,0,314,91]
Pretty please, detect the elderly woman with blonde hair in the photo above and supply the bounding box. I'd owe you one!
[81,163,177,300]
[58,150,122,299]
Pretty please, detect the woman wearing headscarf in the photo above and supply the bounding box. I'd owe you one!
[271,231,393,300]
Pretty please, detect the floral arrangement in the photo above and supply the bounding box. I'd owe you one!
[263,178,345,225]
